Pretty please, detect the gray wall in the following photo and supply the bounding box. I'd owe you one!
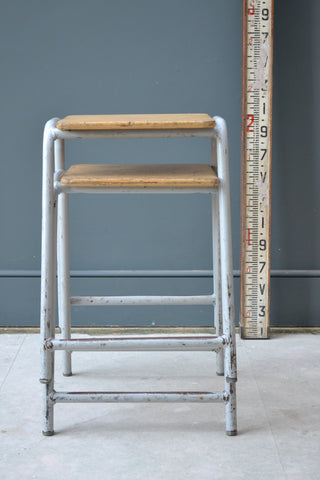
[0,0,319,327]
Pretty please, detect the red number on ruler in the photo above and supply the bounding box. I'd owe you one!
[248,2,255,15]
[247,114,254,132]
[247,228,251,245]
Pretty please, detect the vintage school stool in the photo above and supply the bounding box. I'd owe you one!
[40,114,237,436]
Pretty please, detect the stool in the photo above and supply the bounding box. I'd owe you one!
[40,114,237,436]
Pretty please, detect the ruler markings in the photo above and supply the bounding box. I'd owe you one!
[240,0,273,339]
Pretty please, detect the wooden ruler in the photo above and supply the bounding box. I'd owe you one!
[240,0,274,339]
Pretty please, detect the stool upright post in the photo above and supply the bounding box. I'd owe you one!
[55,137,72,376]
[211,136,223,376]
[214,116,237,435]
[40,118,59,436]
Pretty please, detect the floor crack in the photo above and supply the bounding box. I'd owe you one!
[0,336,26,392]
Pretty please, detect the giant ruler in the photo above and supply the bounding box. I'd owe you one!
[240,0,274,338]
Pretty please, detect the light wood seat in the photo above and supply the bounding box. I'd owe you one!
[59,164,219,188]
[56,114,215,131]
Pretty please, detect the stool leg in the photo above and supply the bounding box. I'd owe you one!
[55,139,72,376]
[211,139,224,376]
[214,116,237,436]
[212,193,224,375]
[40,119,58,435]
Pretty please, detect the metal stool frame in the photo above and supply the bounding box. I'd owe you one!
[40,116,237,436]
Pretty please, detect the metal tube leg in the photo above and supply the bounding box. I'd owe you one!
[44,169,58,436]
[40,118,59,435]
[55,139,72,376]
[214,116,237,435]
[225,380,237,436]
[211,139,224,375]
[212,192,224,376]
[42,382,55,436]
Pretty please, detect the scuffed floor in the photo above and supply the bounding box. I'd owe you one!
[0,333,319,480]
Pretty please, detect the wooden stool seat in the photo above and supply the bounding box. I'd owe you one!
[59,164,219,188]
[56,114,215,131]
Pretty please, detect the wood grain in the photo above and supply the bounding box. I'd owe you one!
[56,114,215,131]
[59,164,219,188]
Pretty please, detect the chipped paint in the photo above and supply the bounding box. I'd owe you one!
[255,178,269,206]
[252,38,270,90]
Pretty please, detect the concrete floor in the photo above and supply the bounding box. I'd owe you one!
[0,333,319,480]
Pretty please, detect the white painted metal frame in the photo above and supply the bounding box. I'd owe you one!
[40,116,237,436]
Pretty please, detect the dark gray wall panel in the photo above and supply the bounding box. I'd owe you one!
[1,0,319,327]
[1,276,320,328]
[272,0,320,271]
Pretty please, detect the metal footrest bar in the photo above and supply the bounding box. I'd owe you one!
[47,335,226,352]
[70,294,215,306]
[52,391,227,403]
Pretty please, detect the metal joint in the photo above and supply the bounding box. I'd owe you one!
[223,391,230,402]
[220,335,229,345]
[54,170,64,194]
[39,378,50,384]
[226,376,238,383]
[43,339,54,351]
[49,391,57,404]
[44,122,58,142]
